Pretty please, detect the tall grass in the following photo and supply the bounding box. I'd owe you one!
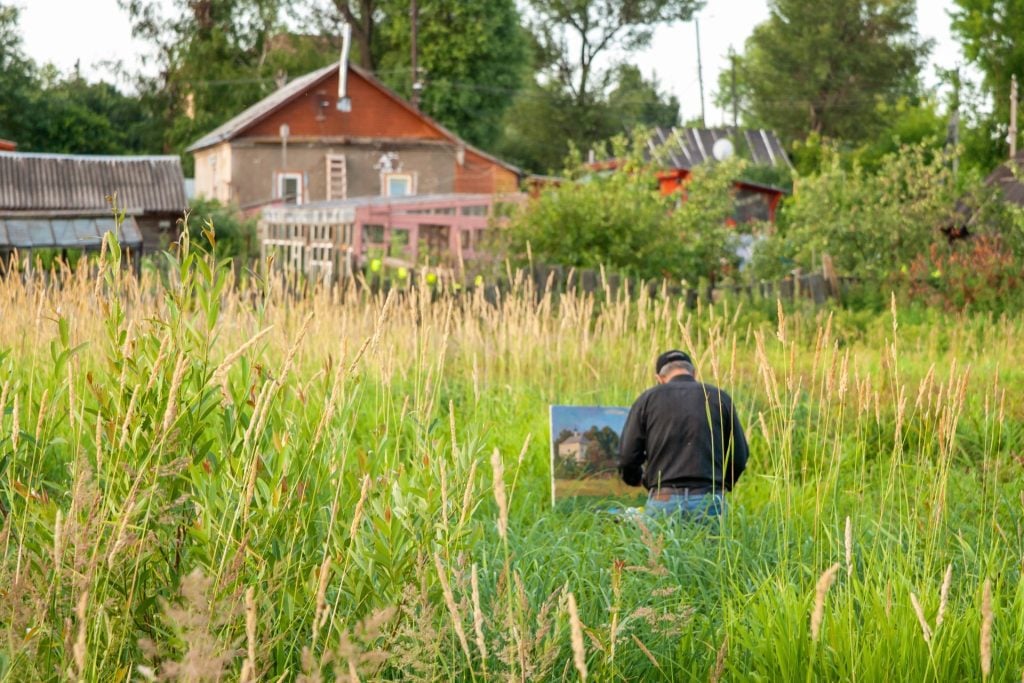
[0,238,1022,681]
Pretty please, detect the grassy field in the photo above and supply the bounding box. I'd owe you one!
[1,243,1023,681]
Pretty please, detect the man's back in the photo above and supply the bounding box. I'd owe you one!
[619,373,748,494]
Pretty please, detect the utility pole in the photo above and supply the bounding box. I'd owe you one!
[730,49,738,129]
[948,66,960,180]
[695,17,706,128]
[410,0,421,110]
[1010,74,1018,159]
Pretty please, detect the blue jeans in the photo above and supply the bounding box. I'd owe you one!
[645,492,725,520]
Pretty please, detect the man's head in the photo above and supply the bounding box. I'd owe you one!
[655,349,695,383]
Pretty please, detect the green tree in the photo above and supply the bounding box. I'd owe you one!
[751,143,961,280]
[498,66,681,173]
[726,0,931,143]
[374,0,529,150]
[950,0,1024,167]
[0,4,157,154]
[500,132,738,282]
[526,0,703,107]
[0,4,38,145]
[605,64,680,134]
[120,0,335,161]
[20,69,157,154]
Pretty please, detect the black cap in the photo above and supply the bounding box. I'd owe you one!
[656,350,692,375]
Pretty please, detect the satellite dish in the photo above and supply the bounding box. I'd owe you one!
[712,138,735,161]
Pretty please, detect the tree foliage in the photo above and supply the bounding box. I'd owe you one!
[526,0,703,106]
[0,4,156,154]
[498,65,680,173]
[950,0,1024,167]
[373,0,529,149]
[501,132,739,282]
[727,0,931,143]
[120,0,334,158]
[750,144,961,280]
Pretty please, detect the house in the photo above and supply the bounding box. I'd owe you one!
[649,126,791,224]
[0,140,15,152]
[589,127,790,223]
[557,432,592,464]
[0,152,188,260]
[187,62,522,211]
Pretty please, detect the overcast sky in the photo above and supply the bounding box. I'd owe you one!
[18,0,967,124]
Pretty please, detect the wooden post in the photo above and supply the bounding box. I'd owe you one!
[1010,74,1018,158]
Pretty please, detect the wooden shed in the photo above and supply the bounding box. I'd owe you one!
[0,152,187,257]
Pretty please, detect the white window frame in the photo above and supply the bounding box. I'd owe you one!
[382,172,416,198]
[277,172,303,205]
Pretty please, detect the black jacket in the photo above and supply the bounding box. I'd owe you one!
[618,374,749,493]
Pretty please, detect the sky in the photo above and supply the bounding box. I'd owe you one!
[18,0,967,124]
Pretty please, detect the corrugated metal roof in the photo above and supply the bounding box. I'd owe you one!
[184,63,521,176]
[0,152,187,213]
[650,126,791,170]
[0,215,143,250]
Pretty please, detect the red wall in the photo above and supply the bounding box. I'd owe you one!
[243,70,449,141]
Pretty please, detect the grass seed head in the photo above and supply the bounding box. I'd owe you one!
[981,579,993,680]
[811,563,841,642]
[909,592,932,643]
[937,563,953,627]
[490,448,508,541]
[567,591,587,681]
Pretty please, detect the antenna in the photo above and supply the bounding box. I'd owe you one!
[695,17,706,128]
[337,22,352,112]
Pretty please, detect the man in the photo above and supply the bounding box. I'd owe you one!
[618,350,749,519]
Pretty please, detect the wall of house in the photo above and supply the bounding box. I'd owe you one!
[455,149,519,194]
[228,141,461,208]
[193,143,233,202]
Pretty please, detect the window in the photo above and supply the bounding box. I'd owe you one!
[326,154,347,201]
[382,173,415,197]
[277,173,303,205]
[363,224,385,245]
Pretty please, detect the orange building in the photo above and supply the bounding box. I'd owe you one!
[188,62,522,211]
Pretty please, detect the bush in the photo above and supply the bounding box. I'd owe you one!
[181,198,259,261]
[751,143,961,281]
[903,234,1024,313]
[499,131,740,283]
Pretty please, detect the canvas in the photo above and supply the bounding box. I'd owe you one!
[550,405,643,503]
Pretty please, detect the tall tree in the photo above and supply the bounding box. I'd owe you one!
[498,65,680,173]
[526,0,703,107]
[325,0,379,70]
[120,0,335,158]
[950,0,1024,165]
[374,0,529,149]
[725,0,931,142]
[0,3,156,154]
[0,4,36,145]
[605,64,679,134]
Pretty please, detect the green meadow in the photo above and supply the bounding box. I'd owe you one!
[1,244,1022,681]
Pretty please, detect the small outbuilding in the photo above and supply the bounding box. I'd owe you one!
[0,152,188,262]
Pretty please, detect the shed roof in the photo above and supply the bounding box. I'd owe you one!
[0,152,187,214]
[984,152,1024,206]
[0,215,142,250]
[649,127,791,170]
